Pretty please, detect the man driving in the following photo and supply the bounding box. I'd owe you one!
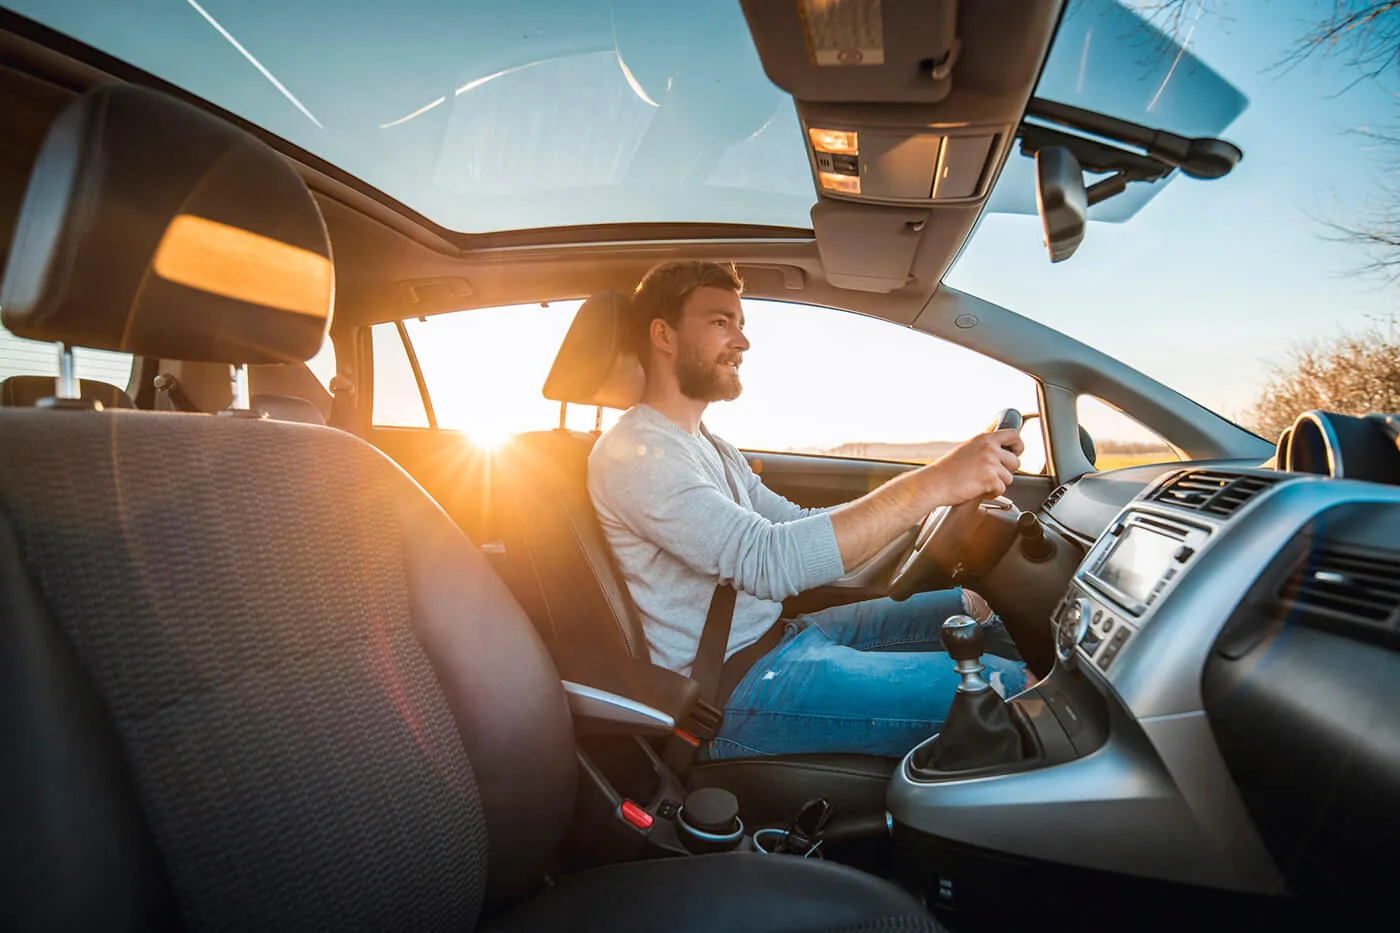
[589,261,1028,759]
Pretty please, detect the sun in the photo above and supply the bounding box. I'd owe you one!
[467,423,515,453]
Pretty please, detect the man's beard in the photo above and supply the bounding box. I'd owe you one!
[676,341,743,402]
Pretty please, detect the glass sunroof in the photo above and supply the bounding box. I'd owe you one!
[6,0,818,233]
[6,0,1241,234]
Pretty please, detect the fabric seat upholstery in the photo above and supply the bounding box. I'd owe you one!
[0,84,939,931]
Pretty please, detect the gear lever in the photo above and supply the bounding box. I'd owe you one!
[928,615,1027,771]
[941,615,991,693]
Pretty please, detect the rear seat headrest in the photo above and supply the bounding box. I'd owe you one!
[1,84,332,365]
[542,291,644,410]
[251,394,326,426]
[0,375,135,410]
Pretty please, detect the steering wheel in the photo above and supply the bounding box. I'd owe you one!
[887,409,1023,601]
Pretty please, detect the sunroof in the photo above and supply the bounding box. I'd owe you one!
[5,0,818,234]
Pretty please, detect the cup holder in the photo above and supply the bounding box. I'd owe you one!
[676,788,744,854]
[752,827,785,855]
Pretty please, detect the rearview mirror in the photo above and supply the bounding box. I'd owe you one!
[1035,146,1087,262]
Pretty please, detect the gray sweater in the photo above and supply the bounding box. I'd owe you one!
[588,405,846,676]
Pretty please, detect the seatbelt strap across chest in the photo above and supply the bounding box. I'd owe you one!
[662,426,745,775]
[691,424,742,709]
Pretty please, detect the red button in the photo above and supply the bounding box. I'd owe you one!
[620,801,654,830]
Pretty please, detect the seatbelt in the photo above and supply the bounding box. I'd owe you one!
[153,373,201,412]
[662,425,743,775]
[327,375,359,435]
[692,424,743,708]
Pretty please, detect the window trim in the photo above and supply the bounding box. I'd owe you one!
[394,319,438,429]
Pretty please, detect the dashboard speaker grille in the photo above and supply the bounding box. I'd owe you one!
[1152,470,1282,517]
[1281,547,1400,626]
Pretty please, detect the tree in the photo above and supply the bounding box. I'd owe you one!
[1139,1,1400,275]
[1244,322,1400,439]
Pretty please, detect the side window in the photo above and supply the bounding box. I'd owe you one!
[371,323,430,428]
[701,300,1044,468]
[1076,395,1181,469]
[395,300,621,447]
[1,321,134,391]
[304,336,337,391]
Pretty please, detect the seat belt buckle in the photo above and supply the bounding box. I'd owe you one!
[680,699,723,743]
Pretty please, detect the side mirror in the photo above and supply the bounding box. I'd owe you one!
[1035,146,1087,262]
[1079,424,1097,466]
[1016,412,1048,475]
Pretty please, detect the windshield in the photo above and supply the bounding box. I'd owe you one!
[950,0,1400,442]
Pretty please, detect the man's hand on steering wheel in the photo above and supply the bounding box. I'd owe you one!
[925,428,1025,504]
[883,412,1028,601]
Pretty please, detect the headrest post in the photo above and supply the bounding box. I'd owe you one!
[594,406,603,432]
[55,343,80,400]
[229,364,251,411]
[558,401,568,431]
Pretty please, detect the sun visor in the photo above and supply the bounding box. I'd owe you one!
[741,0,960,104]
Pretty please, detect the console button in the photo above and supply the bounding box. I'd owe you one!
[1092,609,1103,627]
[1097,628,1131,669]
[1102,617,1114,634]
[1109,522,1125,536]
[1175,545,1194,562]
[1081,630,1103,656]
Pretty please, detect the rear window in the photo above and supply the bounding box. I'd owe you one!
[0,322,134,390]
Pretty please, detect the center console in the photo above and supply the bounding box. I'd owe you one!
[885,468,1373,921]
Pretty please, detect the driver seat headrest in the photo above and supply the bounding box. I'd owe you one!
[542,291,644,410]
[1,84,332,365]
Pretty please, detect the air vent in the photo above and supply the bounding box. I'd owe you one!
[1152,470,1282,517]
[1282,548,1400,625]
[1043,483,1072,511]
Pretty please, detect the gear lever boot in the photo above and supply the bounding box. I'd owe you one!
[928,615,1026,771]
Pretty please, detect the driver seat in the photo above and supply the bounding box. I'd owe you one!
[498,291,898,826]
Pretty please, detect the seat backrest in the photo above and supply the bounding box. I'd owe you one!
[0,84,575,931]
[496,291,655,676]
[1,374,135,409]
[499,427,649,673]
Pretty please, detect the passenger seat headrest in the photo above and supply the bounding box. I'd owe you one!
[542,291,644,410]
[1,85,332,365]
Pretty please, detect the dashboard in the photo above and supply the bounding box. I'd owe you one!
[889,409,1400,908]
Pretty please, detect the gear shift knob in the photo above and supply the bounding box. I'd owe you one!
[941,615,990,693]
[940,615,985,662]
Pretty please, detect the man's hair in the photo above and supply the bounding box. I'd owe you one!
[629,261,744,371]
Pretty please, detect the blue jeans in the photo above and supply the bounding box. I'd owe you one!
[708,589,1029,760]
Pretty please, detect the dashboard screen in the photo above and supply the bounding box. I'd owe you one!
[1096,526,1180,605]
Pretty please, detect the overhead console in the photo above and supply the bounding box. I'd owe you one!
[739,0,1063,292]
